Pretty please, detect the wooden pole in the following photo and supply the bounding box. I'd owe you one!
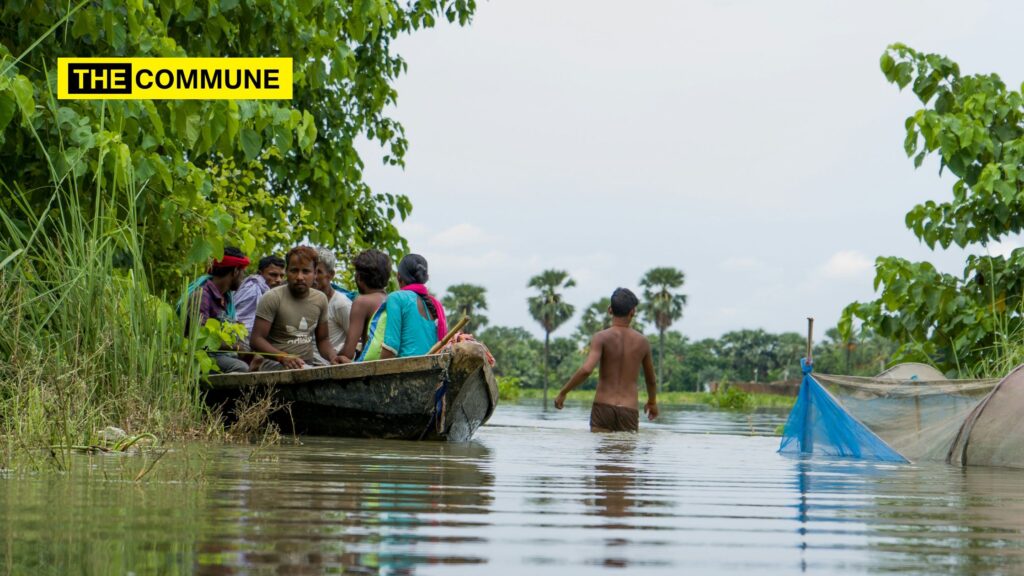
[806,317,814,363]
[428,315,469,355]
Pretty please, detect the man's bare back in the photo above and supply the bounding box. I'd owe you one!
[590,326,654,408]
[554,288,658,431]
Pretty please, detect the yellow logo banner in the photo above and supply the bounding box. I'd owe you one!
[57,58,293,100]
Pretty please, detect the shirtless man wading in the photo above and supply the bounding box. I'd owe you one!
[554,288,658,432]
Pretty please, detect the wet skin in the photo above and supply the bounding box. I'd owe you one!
[555,309,658,423]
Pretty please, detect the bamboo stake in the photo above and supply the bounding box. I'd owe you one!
[428,315,469,355]
[806,317,814,363]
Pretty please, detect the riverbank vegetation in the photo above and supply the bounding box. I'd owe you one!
[0,0,477,469]
[513,387,795,411]
[842,44,1024,379]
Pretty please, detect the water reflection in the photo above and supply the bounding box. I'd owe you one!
[197,439,494,575]
[3,403,1024,575]
[589,436,643,568]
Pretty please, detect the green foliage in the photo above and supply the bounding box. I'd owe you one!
[640,266,687,389]
[442,283,488,334]
[811,327,898,376]
[575,297,612,344]
[515,387,794,410]
[843,44,1024,373]
[193,318,248,374]
[476,326,583,390]
[714,329,803,382]
[0,0,476,293]
[0,172,205,469]
[479,318,891,395]
[708,386,751,411]
[477,325,542,385]
[527,269,575,404]
[527,270,576,335]
[647,332,722,392]
[496,375,521,402]
[640,267,687,332]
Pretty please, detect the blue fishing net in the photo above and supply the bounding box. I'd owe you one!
[778,358,908,462]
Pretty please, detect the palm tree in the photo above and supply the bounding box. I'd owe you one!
[527,269,576,409]
[640,267,687,390]
[442,283,489,334]
[575,297,612,345]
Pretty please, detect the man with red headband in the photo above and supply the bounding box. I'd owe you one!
[184,246,251,373]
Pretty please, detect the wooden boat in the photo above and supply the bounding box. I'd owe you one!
[203,341,498,442]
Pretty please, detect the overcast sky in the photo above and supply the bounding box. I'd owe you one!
[357,0,1024,341]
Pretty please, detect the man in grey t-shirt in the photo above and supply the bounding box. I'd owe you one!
[250,246,341,370]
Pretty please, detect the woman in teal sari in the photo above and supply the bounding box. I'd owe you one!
[360,254,447,360]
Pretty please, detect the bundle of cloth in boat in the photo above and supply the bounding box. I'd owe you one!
[778,360,1024,469]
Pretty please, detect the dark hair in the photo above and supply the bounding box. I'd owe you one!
[258,255,285,271]
[397,254,438,319]
[610,287,639,317]
[285,245,318,269]
[353,249,391,290]
[397,254,429,284]
[210,246,246,277]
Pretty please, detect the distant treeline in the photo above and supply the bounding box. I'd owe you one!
[442,282,897,392]
[476,325,896,392]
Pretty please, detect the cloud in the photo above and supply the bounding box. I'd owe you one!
[719,257,765,272]
[429,223,492,248]
[819,250,874,280]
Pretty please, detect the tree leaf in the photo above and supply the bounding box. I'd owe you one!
[10,76,33,119]
[240,127,261,160]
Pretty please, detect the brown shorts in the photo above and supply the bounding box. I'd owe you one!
[590,402,639,433]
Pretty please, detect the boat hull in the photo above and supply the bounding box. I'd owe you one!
[204,342,498,441]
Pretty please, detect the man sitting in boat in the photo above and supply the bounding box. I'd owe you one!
[360,254,447,361]
[249,246,342,370]
[312,247,352,362]
[233,254,285,350]
[183,247,251,374]
[337,249,391,362]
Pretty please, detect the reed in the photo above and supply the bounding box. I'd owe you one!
[0,103,210,470]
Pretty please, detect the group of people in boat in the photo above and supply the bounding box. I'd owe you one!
[184,245,447,374]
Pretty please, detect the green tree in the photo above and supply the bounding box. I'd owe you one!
[640,267,687,390]
[681,337,725,391]
[442,283,488,334]
[575,297,612,345]
[842,44,1024,375]
[0,0,476,291]
[813,326,897,376]
[715,329,774,382]
[527,269,576,409]
[477,325,542,386]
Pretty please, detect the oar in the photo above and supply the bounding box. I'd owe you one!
[428,315,469,355]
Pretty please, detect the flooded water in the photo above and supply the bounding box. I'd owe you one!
[3,401,1024,575]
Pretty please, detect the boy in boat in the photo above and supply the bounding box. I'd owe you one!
[337,249,391,363]
[554,288,658,432]
[249,246,342,370]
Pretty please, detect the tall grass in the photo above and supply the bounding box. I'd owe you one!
[0,107,209,470]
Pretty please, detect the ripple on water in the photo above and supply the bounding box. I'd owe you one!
[2,402,1023,575]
